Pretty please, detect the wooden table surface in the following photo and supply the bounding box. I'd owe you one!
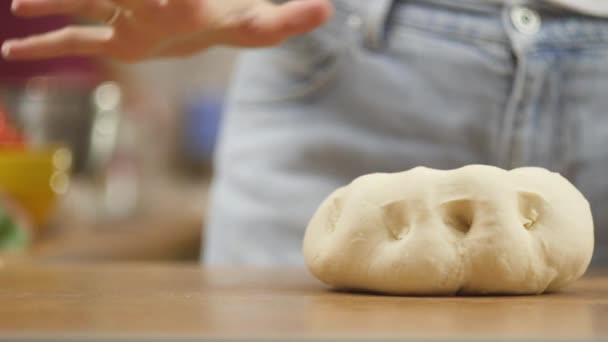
[0,263,606,340]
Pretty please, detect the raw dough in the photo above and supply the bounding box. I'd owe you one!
[303,165,594,295]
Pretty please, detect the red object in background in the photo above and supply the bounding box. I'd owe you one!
[0,103,25,148]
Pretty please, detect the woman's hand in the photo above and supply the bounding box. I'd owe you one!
[1,0,333,62]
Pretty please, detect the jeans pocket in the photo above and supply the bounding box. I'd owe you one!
[231,12,349,105]
[355,3,514,161]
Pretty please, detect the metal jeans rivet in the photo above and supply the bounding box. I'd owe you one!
[510,6,541,35]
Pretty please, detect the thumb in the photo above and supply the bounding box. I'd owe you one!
[266,0,334,35]
[226,0,334,46]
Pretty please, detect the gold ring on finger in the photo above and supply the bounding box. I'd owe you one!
[105,7,122,26]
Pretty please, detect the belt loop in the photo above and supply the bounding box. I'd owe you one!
[364,0,396,50]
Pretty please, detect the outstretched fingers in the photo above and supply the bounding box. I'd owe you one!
[11,0,118,22]
[2,26,114,60]
[2,0,335,61]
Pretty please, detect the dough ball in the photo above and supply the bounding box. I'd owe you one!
[303,165,594,295]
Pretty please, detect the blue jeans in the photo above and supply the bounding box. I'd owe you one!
[205,0,608,265]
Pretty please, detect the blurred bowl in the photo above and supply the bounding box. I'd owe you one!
[0,146,72,229]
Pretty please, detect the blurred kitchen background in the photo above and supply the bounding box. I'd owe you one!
[0,9,238,262]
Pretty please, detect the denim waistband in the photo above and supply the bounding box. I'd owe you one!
[336,0,580,15]
[333,0,608,48]
[333,0,507,48]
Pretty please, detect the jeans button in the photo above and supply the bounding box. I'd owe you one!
[510,6,541,35]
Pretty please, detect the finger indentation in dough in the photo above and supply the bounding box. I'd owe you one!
[440,199,474,234]
[518,191,545,230]
[382,200,411,240]
[325,197,343,233]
